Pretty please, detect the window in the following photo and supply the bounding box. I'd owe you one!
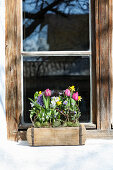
[22,0,91,124]
[5,0,112,140]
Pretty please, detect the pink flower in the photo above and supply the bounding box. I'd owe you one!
[45,89,51,97]
[72,92,78,101]
[65,89,70,97]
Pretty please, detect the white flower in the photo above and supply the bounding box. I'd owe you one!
[42,117,45,121]
[55,97,60,102]
[30,102,34,107]
[50,100,56,108]
[46,115,49,119]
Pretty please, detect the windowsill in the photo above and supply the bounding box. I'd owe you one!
[83,123,96,129]
[18,122,96,130]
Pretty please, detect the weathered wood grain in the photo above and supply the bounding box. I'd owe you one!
[95,0,112,130]
[5,0,21,140]
[87,130,113,139]
[27,125,86,146]
[79,124,86,145]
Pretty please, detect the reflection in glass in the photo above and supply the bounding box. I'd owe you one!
[23,56,90,123]
[23,0,90,51]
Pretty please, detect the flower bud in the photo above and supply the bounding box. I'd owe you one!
[72,92,78,101]
[65,89,70,97]
[45,89,51,97]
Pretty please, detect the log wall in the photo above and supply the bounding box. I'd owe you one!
[95,0,112,130]
[5,0,21,140]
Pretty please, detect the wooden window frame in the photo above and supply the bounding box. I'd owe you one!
[5,0,112,141]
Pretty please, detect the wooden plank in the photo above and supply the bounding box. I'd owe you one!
[99,0,110,130]
[27,127,80,146]
[16,0,22,130]
[91,0,97,124]
[95,0,112,130]
[87,130,113,139]
[79,124,86,145]
[95,0,100,129]
[5,0,21,140]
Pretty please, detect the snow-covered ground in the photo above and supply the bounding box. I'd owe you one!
[0,139,113,170]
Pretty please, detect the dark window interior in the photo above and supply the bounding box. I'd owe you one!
[23,0,89,51]
[22,0,91,124]
[23,56,90,123]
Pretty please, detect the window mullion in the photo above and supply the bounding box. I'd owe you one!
[21,51,91,57]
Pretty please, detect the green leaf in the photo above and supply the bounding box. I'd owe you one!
[34,91,38,101]
[47,96,50,109]
[30,111,35,119]
[70,98,76,105]
[43,95,50,109]
[29,98,41,110]
[43,95,48,109]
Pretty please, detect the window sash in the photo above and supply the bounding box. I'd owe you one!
[21,0,92,52]
[21,54,92,125]
[21,0,92,125]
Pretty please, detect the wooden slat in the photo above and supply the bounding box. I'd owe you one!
[95,0,112,130]
[5,0,21,140]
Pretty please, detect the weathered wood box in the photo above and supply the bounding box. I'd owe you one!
[27,124,86,146]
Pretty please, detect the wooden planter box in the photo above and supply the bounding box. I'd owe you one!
[27,124,86,146]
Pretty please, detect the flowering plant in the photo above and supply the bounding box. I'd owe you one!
[29,86,82,128]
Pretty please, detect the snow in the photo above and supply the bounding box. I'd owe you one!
[0,139,113,170]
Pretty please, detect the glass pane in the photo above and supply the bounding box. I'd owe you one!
[23,0,90,51]
[23,56,90,123]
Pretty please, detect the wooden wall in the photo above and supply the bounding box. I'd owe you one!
[5,0,21,140]
[95,0,112,130]
[5,0,112,141]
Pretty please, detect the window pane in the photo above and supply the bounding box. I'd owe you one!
[23,56,90,123]
[23,0,90,51]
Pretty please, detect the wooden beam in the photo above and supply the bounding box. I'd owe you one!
[5,0,21,141]
[95,0,112,130]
